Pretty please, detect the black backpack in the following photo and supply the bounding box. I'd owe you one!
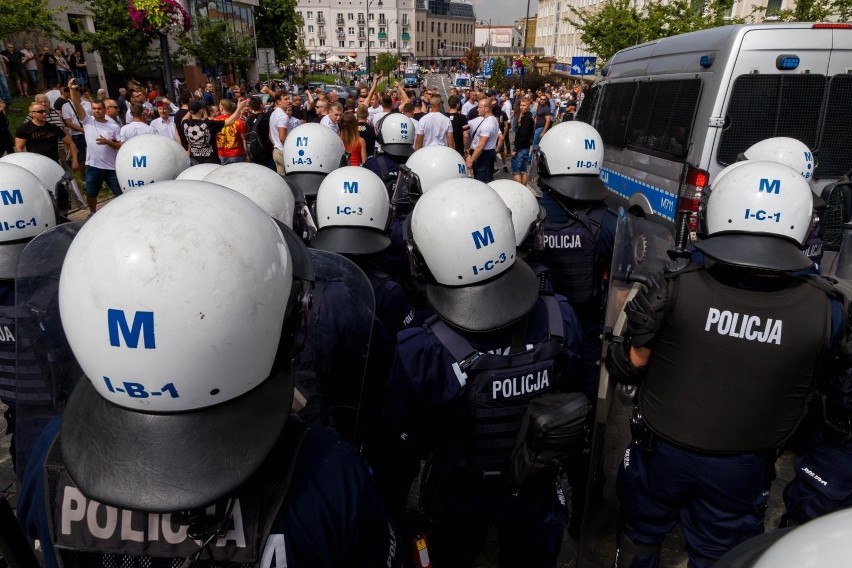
[246,108,274,162]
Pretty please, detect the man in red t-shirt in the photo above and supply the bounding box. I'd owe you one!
[214,98,247,164]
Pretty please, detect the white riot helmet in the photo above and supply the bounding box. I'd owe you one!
[115,134,191,192]
[743,137,815,181]
[394,145,468,206]
[537,121,608,201]
[0,152,64,201]
[203,162,296,228]
[283,122,347,198]
[175,163,221,181]
[312,166,391,254]
[376,113,416,159]
[695,161,813,271]
[751,509,852,568]
[0,163,57,278]
[488,180,545,250]
[408,178,537,331]
[58,182,296,512]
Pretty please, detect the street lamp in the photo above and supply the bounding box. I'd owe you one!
[366,0,383,77]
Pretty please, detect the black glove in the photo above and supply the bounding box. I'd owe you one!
[624,273,667,348]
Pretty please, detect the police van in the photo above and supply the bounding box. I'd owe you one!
[575,23,852,247]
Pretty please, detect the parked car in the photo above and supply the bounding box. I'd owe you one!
[323,84,351,99]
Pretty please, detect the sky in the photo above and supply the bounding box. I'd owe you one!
[470,0,538,26]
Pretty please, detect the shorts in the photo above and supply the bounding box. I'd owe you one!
[512,148,531,174]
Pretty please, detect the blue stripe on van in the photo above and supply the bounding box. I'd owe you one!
[599,167,678,222]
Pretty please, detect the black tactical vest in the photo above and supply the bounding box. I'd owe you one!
[639,268,832,453]
[44,421,306,568]
[531,204,605,308]
[426,295,566,475]
[0,286,56,405]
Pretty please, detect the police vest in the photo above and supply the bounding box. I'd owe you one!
[532,203,605,309]
[0,284,57,405]
[44,420,307,568]
[426,294,565,475]
[639,268,832,453]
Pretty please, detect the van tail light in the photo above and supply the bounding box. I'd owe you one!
[672,165,710,253]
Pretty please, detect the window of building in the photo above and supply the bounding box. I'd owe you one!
[320,38,325,45]
[765,0,782,15]
[349,27,354,34]
[339,41,345,47]
[349,40,354,47]
[359,40,365,47]
[369,12,374,20]
[307,11,313,19]
[308,25,314,33]
[369,27,374,35]
[431,21,434,32]
[318,11,324,20]
[443,22,447,32]
[348,12,354,20]
[380,40,386,47]
[370,40,375,47]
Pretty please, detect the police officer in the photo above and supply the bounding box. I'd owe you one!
[311,166,415,442]
[0,162,59,480]
[363,113,416,195]
[384,178,585,567]
[16,183,403,568]
[282,122,347,239]
[385,144,469,289]
[605,161,845,567]
[527,121,616,399]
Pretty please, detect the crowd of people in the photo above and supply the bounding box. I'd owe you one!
[0,67,851,568]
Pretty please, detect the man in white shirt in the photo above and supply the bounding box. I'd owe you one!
[119,103,155,142]
[461,91,477,117]
[150,100,180,143]
[466,98,499,183]
[414,95,453,150]
[62,86,91,174]
[269,91,290,175]
[69,79,122,215]
[320,102,342,134]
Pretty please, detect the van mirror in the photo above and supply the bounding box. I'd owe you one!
[820,181,852,251]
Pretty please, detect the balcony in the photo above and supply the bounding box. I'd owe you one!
[401,32,410,40]
[357,18,366,25]
[337,16,345,24]
[318,29,326,38]
[318,15,325,23]
[358,32,366,39]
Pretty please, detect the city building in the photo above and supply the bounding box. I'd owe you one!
[296,0,417,66]
[414,0,477,65]
[535,0,809,65]
[514,15,537,52]
[474,24,524,49]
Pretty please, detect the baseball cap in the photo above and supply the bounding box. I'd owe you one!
[188,100,204,113]
[413,97,422,106]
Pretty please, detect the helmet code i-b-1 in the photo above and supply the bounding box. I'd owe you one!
[115,134,191,192]
[57,182,296,512]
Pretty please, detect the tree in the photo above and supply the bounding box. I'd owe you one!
[567,0,745,64]
[374,52,399,77]
[0,0,59,40]
[490,57,508,90]
[63,0,161,77]
[177,16,254,78]
[463,46,481,74]
[256,0,303,64]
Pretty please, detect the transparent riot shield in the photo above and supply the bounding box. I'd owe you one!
[577,209,673,565]
[14,223,84,480]
[292,249,375,445]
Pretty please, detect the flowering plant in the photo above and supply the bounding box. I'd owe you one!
[129,0,192,35]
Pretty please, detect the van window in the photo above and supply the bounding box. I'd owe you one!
[626,79,700,159]
[575,85,599,124]
[596,82,637,148]
[817,74,852,179]
[717,74,825,167]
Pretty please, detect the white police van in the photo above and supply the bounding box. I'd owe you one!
[576,23,852,248]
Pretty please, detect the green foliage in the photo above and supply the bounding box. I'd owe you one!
[489,57,508,89]
[0,0,60,40]
[463,46,481,74]
[374,52,399,77]
[256,0,303,63]
[757,0,852,21]
[176,16,254,74]
[63,0,160,77]
[567,0,747,64]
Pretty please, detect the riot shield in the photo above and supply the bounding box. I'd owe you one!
[577,209,673,565]
[291,249,375,445]
[13,223,84,480]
